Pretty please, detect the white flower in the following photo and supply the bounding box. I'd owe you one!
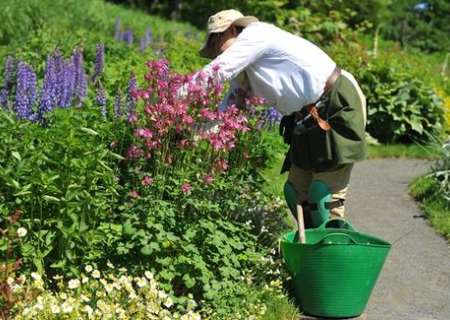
[136,277,147,288]
[68,279,80,289]
[104,283,114,293]
[80,294,90,302]
[92,269,101,278]
[187,299,197,310]
[84,305,93,315]
[158,290,168,299]
[96,299,107,311]
[61,301,74,314]
[144,271,154,280]
[85,265,93,273]
[36,296,44,310]
[22,307,31,316]
[53,274,63,280]
[164,297,174,308]
[51,304,61,314]
[6,277,14,285]
[82,276,89,284]
[129,291,138,299]
[115,307,125,314]
[17,227,27,237]
[107,262,115,269]
[31,272,41,280]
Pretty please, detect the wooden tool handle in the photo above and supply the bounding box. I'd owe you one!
[296,201,306,244]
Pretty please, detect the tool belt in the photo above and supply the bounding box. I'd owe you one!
[279,66,341,144]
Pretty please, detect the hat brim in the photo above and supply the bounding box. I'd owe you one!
[199,16,259,59]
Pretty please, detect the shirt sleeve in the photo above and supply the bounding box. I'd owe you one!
[202,24,267,83]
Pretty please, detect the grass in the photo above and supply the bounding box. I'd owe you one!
[410,175,450,241]
[261,292,300,320]
[367,143,441,160]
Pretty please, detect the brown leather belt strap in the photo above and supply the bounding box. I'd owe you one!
[323,65,341,98]
[304,65,341,131]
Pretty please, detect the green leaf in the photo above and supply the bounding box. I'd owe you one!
[97,159,113,171]
[140,245,153,256]
[80,127,99,135]
[110,152,125,160]
[182,274,196,288]
[11,151,21,161]
[43,195,60,202]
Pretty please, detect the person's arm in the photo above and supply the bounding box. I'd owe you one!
[202,25,267,83]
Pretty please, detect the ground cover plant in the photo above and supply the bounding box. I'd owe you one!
[410,137,450,240]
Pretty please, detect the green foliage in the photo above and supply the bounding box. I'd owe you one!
[410,175,450,240]
[364,74,443,144]
[383,0,450,53]
[0,108,123,276]
[332,44,445,144]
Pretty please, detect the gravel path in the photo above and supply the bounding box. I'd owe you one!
[341,159,450,320]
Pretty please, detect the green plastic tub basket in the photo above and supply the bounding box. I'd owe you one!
[280,219,391,318]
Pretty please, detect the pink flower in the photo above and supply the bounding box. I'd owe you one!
[128,112,138,123]
[200,108,216,120]
[125,145,143,159]
[110,141,118,148]
[142,176,153,186]
[216,158,229,170]
[114,176,120,182]
[181,182,192,194]
[203,175,214,184]
[179,139,189,147]
[243,152,249,159]
[130,190,139,198]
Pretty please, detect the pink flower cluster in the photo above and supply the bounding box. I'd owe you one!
[121,60,268,197]
[125,60,253,164]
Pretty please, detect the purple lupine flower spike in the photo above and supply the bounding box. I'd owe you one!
[0,56,14,111]
[114,17,122,41]
[139,38,145,53]
[92,42,105,82]
[53,48,63,75]
[67,59,76,104]
[58,60,74,108]
[144,28,152,48]
[113,88,123,118]
[35,54,57,122]
[13,61,31,120]
[123,29,133,46]
[26,65,38,110]
[73,47,88,106]
[96,81,107,119]
[126,71,137,118]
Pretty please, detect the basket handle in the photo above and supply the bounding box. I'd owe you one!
[321,233,358,245]
[317,218,356,231]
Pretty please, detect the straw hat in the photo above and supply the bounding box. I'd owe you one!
[199,9,258,59]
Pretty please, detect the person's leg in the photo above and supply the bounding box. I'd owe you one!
[313,163,354,218]
[288,165,313,202]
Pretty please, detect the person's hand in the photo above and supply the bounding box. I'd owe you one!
[279,115,295,144]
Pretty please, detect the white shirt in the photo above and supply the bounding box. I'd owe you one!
[201,22,337,115]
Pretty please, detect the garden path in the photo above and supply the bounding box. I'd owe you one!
[343,159,450,320]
